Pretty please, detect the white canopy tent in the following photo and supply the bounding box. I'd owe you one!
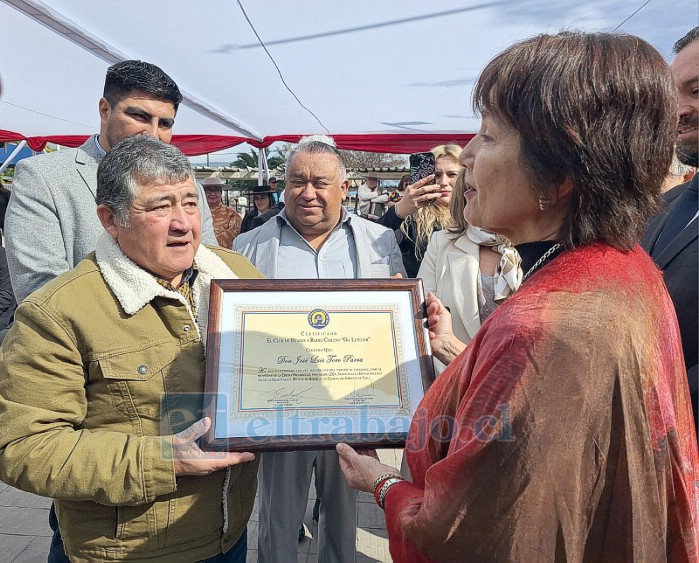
[0,0,694,155]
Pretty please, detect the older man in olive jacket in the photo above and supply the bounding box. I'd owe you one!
[0,137,262,563]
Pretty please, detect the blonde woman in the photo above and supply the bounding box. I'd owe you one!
[418,169,520,374]
[378,145,461,277]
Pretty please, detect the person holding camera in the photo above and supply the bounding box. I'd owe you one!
[378,145,462,277]
[418,168,520,375]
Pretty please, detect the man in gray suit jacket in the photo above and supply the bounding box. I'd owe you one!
[5,60,216,302]
[234,135,405,563]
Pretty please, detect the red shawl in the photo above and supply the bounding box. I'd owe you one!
[386,243,699,562]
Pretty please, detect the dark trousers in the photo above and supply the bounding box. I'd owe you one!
[47,504,69,563]
[49,504,247,563]
[200,529,247,562]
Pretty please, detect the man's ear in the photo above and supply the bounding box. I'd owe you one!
[96,204,119,238]
[340,179,350,202]
[98,97,111,123]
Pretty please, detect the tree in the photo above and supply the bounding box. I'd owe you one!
[273,143,407,171]
[339,150,407,170]
[230,148,285,171]
[272,143,294,167]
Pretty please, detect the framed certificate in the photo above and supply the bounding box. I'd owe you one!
[202,279,435,452]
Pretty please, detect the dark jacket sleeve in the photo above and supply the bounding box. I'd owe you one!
[377,206,405,230]
[0,188,10,232]
[251,204,282,230]
[0,248,17,330]
[240,210,257,234]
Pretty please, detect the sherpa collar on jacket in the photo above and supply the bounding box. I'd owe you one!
[95,231,238,345]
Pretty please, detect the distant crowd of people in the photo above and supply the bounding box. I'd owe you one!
[0,25,697,563]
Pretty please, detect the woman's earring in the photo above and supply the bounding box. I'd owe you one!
[538,193,551,211]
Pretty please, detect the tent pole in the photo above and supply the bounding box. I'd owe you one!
[258,147,269,186]
[0,141,28,174]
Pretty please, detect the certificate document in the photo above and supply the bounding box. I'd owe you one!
[203,279,434,451]
[240,307,405,411]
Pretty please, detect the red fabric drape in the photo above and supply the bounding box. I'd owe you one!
[253,134,475,153]
[0,129,475,156]
[0,131,251,156]
[170,135,251,156]
[0,131,90,152]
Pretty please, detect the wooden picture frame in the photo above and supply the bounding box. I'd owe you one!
[201,278,435,452]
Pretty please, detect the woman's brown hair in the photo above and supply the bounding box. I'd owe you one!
[473,31,678,250]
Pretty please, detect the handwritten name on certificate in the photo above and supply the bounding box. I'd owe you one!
[236,308,404,412]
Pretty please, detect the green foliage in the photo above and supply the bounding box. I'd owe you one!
[340,150,407,170]
[230,148,285,171]
[237,143,407,172]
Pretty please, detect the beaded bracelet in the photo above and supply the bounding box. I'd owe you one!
[373,473,401,493]
[377,477,404,509]
[373,478,393,505]
[372,473,401,506]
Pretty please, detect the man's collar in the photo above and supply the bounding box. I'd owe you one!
[152,263,198,290]
[339,206,352,224]
[182,265,197,285]
[275,206,352,229]
[94,135,107,158]
[94,232,237,316]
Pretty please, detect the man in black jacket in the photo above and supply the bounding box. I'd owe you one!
[642,27,698,431]
[0,182,10,232]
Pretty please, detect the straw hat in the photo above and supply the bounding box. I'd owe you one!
[201,177,228,189]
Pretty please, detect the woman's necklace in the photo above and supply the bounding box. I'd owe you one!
[522,243,563,281]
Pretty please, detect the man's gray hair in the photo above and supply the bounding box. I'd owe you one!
[286,135,347,182]
[96,135,195,226]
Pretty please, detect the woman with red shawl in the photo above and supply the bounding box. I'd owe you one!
[337,31,699,562]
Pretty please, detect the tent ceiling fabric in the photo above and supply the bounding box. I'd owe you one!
[0,0,693,155]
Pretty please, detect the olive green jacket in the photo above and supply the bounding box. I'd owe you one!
[0,233,264,562]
